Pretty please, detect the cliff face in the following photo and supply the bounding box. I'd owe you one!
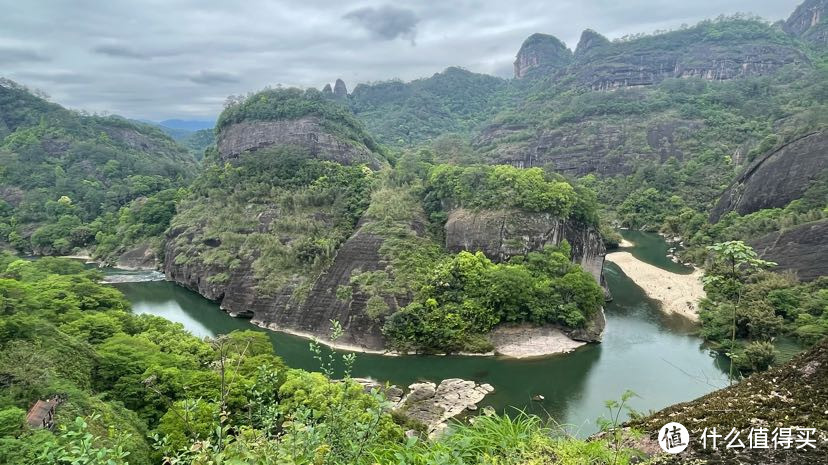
[710,130,828,221]
[444,208,607,342]
[444,208,606,287]
[573,42,806,91]
[513,33,572,79]
[474,118,703,176]
[750,219,828,282]
[216,117,385,169]
[784,0,828,45]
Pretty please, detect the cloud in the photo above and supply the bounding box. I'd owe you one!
[189,70,241,85]
[0,0,803,120]
[0,46,49,64]
[92,43,148,60]
[344,5,419,42]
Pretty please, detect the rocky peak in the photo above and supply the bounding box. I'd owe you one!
[333,78,348,98]
[513,33,572,79]
[784,0,828,44]
[321,83,333,95]
[574,29,610,58]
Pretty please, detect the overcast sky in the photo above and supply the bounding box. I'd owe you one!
[0,0,803,121]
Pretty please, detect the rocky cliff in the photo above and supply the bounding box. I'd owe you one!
[517,19,807,88]
[443,208,608,341]
[513,33,572,79]
[784,0,828,45]
[750,219,828,282]
[444,208,605,283]
[474,118,704,176]
[216,117,385,169]
[710,130,828,221]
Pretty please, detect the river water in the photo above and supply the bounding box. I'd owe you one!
[111,231,729,435]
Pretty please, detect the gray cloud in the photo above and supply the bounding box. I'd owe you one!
[344,5,418,42]
[0,46,49,64]
[0,0,803,120]
[189,70,241,85]
[92,43,148,59]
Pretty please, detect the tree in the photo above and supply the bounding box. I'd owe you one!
[703,241,776,381]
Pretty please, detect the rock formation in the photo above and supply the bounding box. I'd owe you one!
[513,33,572,79]
[216,117,386,169]
[750,219,828,282]
[784,0,828,45]
[710,130,828,221]
[444,209,606,283]
[574,29,610,58]
[333,78,348,99]
[397,379,495,436]
[473,119,704,176]
[321,83,333,95]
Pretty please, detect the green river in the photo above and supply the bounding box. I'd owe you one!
[110,231,730,435]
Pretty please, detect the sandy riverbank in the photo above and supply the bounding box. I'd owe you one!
[605,251,704,321]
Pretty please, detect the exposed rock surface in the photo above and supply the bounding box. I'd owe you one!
[399,379,495,435]
[573,41,806,91]
[513,33,572,79]
[488,324,585,358]
[750,219,828,282]
[216,117,385,169]
[574,29,610,58]
[474,119,703,176]
[333,78,348,99]
[444,208,606,283]
[784,0,828,45]
[116,244,158,270]
[710,130,828,221]
[627,338,828,464]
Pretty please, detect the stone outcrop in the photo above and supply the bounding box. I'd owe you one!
[473,119,704,176]
[750,219,828,282]
[333,79,348,99]
[513,33,572,79]
[444,208,608,341]
[216,117,385,169]
[321,83,333,95]
[784,0,828,45]
[398,379,495,436]
[573,41,806,91]
[710,130,828,221]
[116,244,158,270]
[574,29,610,58]
[444,208,606,282]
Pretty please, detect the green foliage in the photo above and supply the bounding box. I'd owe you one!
[734,341,778,373]
[383,245,603,353]
[0,80,196,257]
[423,164,598,224]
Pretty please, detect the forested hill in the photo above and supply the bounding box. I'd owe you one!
[0,79,197,263]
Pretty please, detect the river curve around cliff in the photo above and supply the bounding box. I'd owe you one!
[111,231,729,436]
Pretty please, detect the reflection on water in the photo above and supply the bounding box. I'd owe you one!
[113,232,730,436]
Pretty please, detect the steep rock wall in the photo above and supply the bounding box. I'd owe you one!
[784,0,828,45]
[750,219,828,282]
[513,33,572,79]
[474,119,703,176]
[217,117,385,169]
[710,130,828,221]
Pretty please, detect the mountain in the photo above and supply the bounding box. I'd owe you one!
[158,118,215,131]
[0,78,197,261]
